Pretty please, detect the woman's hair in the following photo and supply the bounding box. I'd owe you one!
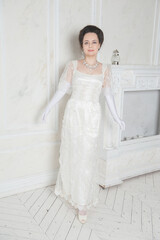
[79,25,104,50]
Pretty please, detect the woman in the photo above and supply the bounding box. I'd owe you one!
[42,25,125,224]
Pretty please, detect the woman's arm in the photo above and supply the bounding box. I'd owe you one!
[41,61,73,122]
[102,66,125,131]
[42,82,71,122]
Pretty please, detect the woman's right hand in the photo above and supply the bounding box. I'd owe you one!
[41,112,47,123]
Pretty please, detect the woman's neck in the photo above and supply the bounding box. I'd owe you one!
[84,56,97,65]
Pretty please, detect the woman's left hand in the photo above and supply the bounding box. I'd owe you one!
[118,119,125,131]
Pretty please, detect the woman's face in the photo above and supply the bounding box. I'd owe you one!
[82,32,100,57]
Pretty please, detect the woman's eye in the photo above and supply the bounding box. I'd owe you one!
[84,42,97,45]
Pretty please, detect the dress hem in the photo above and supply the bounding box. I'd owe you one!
[54,188,99,211]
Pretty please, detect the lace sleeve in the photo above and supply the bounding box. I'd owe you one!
[102,64,112,88]
[57,61,73,95]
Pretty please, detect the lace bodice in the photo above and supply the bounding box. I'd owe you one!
[70,70,103,103]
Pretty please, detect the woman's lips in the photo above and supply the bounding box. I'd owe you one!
[88,50,94,51]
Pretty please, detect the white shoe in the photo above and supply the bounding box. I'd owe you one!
[78,209,87,223]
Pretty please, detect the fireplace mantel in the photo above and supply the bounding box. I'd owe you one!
[98,64,160,188]
[111,64,160,91]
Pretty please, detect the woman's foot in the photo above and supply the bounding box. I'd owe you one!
[78,209,87,223]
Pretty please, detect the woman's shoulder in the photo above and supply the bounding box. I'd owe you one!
[64,59,77,72]
[67,59,77,64]
[100,61,110,67]
[65,59,77,68]
[63,60,76,70]
[99,62,110,74]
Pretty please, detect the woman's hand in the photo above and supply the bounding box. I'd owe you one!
[41,82,71,124]
[41,112,47,123]
[103,86,126,131]
[117,119,125,131]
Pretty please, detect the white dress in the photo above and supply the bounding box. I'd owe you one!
[54,60,109,211]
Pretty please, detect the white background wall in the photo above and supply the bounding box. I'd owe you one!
[0,0,160,193]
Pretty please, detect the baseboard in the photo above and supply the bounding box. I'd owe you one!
[119,164,160,181]
[102,164,160,188]
[0,169,58,198]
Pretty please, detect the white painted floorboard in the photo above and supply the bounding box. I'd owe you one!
[0,171,160,240]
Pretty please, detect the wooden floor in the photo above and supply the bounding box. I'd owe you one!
[0,171,160,240]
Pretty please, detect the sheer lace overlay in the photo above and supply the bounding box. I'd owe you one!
[54,60,109,211]
[102,64,112,88]
[57,61,74,95]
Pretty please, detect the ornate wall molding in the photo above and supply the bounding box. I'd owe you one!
[91,0,102,27]
[0,0,57,137]
[53,0,60,133]
[151,0,160,65]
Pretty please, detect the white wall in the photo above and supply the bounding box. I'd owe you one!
[100,0,157,64]
[0,0,160,197]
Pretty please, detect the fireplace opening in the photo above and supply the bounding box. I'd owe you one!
[121,90,160,141]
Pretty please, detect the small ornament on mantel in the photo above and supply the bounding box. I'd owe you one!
[111,49,120,65]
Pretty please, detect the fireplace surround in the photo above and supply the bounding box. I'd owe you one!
[98,65,160,187]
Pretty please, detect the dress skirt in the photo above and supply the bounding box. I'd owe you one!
[54,97,102,211]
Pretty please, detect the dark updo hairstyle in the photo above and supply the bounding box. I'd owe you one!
[79,25,104,50]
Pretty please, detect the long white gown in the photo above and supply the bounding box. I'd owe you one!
[54,60,109,211]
